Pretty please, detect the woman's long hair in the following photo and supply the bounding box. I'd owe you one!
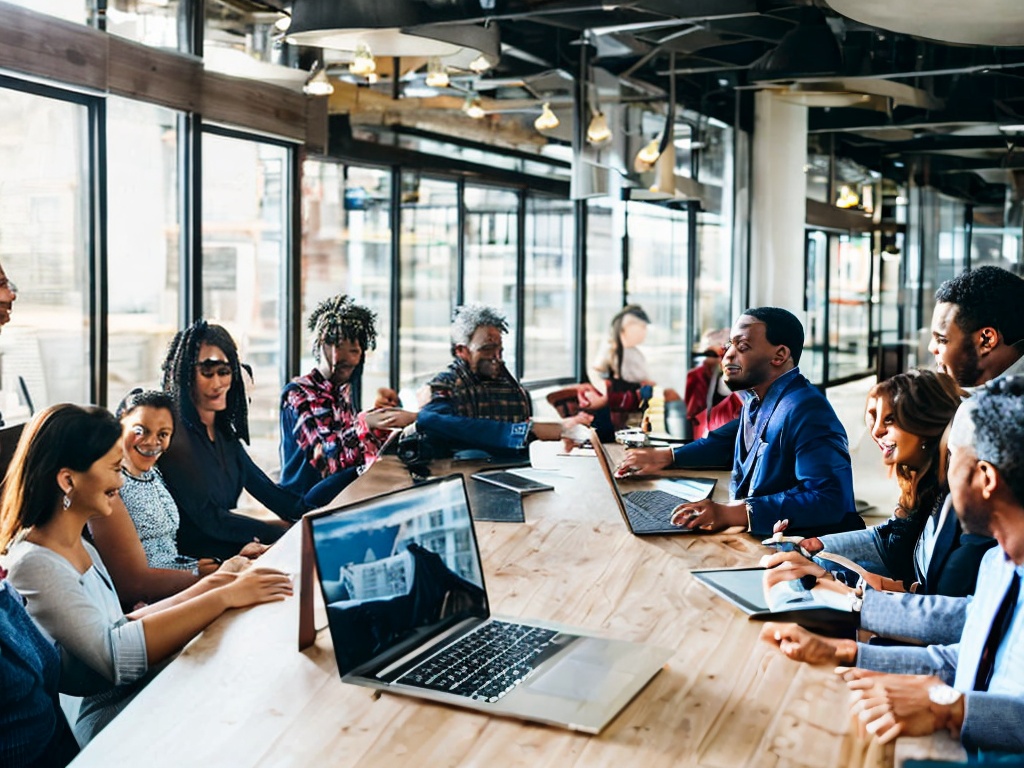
[0,404,121,553]
[161,320,250,444]
[594,305,650,381]
[868,369,963,515]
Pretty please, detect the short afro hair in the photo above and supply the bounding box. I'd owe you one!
[935,266,1024,346]
[450,304,508,353]
[741,306,805,365]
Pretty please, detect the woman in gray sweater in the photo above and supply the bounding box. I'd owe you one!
[0,404,294,745]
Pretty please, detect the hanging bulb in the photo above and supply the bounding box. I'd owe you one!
[349,43,376,77]
[587,111,611,144]
[534,102,559,132]
[463,95,486,119]
[469,54,492,74]
[273,14,291,32]
[634,137,661,171]
[425,58,450,88]
[303,63,334,97]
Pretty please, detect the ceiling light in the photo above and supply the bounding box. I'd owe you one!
[635,138,661,170]
[534,102,559,131]
[302,63,334,96]
[425,58,450,88]
[587,112,611,144]
[999,124,1024,134]
[469,53,492,73]
[273,14,291,32]
[836,185,860,208]
[463,95,486,119]
[349,43,376,77]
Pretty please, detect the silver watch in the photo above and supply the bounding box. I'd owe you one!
[928,684,962,706]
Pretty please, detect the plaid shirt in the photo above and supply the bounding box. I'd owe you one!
[426,358,532,424]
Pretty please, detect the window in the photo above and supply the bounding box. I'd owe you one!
[523,195,575,381]
[584,200,622,381]
[300,161,393,404]
[106,97,181,402]
[202,132,291,470]
[399,176,459,393]
[0,86,91,419]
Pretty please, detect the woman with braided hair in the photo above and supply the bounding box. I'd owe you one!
[280,295,414,507]
[158,321,306,560]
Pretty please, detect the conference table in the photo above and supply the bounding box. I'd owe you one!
[71,441,912,767]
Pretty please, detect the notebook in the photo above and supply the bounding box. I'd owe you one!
[305,474,671,733]
[589,428,717,535]
[691,566,858,633]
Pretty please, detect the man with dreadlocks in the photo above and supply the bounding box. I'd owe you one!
[417,303,591,457]
[280,295,415,506]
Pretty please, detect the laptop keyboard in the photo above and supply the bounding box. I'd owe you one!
[624,490,685,532]
[396,620,560,703]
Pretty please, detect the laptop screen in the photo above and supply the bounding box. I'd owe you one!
[308,475,489,676]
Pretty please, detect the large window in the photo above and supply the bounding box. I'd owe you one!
[463,185,519,374]
[524,195,574,381]
[106,97,181,402]
[300,161,393,404]
[202,132,291,470]
[0,86,91,420]
[584,200,622,381]
[626,202,689,391]
[399,176,459,394]
[105,0,182,49]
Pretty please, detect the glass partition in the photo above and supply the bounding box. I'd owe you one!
[0,86,91,420]
[105,0,182,49]
[828,233,873,380]
[523,195,575,382]
[106,96,181,401]
[300,161,393,404]
[399,176,459,394]
[463,185,519,374]
[584,199,622,382]
[202,132,290,470]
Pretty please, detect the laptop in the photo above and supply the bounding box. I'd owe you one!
[306,474,671,733]
[589,428,717,535]
[691,567,858,634]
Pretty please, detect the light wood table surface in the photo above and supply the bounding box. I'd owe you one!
[71,442,891,768]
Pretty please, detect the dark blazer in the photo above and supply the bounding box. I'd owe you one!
[924,497,996,597]
[672,368,861,536]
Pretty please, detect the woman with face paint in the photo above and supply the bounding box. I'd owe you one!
[87,390,265,610]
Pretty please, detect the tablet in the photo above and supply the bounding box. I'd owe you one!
[471,469,554,495]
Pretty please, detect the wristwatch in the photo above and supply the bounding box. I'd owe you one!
[928,684,962,706]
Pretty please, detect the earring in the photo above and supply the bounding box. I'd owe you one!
[920,442,928,451]
[62,493,72,510]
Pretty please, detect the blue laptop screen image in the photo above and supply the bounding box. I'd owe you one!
[309,477,489,677]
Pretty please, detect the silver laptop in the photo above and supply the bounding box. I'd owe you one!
[589,428,716,535]
[307,474,671,733]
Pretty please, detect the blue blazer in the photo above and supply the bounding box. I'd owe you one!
[672,369,860,536]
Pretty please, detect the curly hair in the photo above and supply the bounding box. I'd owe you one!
[935,266,1024,346]
[0,404,122,553]
[307,295,378,362]
[450,304,508,353]
[161,320,250,444]
[115,387,176,420]
[971,375,1024,505]
[869,369,963,513]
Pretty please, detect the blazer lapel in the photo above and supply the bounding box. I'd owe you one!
[925,496,957,588]
[733,373,802,497]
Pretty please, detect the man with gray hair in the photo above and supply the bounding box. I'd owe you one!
[416,303,590,456]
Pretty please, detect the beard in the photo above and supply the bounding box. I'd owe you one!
[946,340,982,388]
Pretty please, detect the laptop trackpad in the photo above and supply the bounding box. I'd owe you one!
[524,640,634,702]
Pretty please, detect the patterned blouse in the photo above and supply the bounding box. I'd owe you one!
[120,466,196,571]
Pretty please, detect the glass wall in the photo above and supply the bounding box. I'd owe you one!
[523,195,575,381]
[625,202,689,391]
[106,96,181,401]
[0,86,91,420]
[828,233,872,380]
[399,176,459,395]
[6,0,87,23]
[300,161,393,405]
[202,132,290,469]
[463,185,519,374]
[105,0,182,48]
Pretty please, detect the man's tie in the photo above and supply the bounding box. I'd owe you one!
[973,569,1021,692]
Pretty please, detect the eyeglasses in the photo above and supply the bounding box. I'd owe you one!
[196,359,233,378]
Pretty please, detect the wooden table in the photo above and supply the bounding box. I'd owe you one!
[71,442,888,768]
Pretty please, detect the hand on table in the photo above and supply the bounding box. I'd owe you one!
[841,670,962,743]
[669,498,747,531]
[219,567,294,608]
[365,408,416,430]
[759,551,852,595]
[759,621,857,665]
[238,540,270,559]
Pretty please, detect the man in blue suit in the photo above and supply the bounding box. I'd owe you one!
[618,307,862,537]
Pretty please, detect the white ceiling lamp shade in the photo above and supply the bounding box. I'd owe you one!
[303,62,335,96]
[826,0,1024,46]
[286,0,500,69]
[534,102,559,131]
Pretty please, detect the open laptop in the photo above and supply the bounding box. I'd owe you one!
[589,428,717,535]
[306,474,671,733]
